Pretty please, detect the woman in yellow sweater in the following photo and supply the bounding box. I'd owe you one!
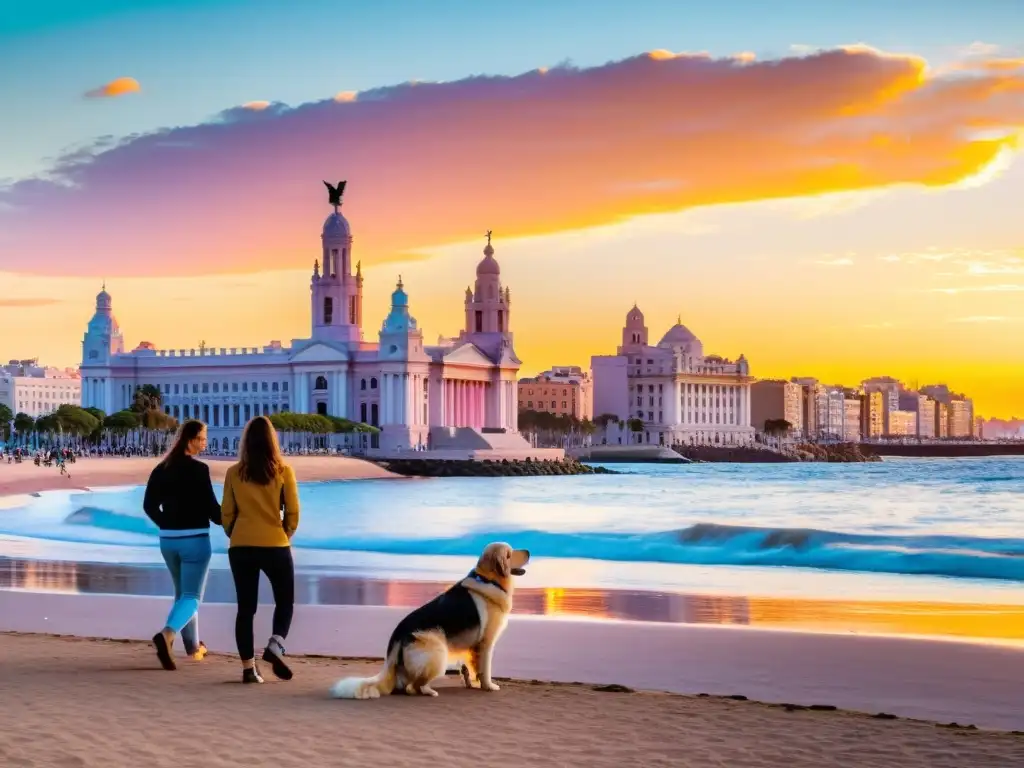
[221,415,300,684]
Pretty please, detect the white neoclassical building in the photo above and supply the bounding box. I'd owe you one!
[591,305,755,447]
[79,190,527,453]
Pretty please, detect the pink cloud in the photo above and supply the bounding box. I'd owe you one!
[3,47,1023,278]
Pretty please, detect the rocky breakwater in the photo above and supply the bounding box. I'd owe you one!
[375,456,617,477]
[674,443,879,463]
[791,443,881,463]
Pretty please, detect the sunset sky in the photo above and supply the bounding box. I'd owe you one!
[2,0,1023,418]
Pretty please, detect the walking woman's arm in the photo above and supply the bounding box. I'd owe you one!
[200,462,223,525]
[142,464,164,526]
[282,465,300,539]
[221,469,238,536]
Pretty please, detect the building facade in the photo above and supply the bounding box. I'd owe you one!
[518,366,593,421]
[79,195,526,453]
[1,360,81,418]
[920,384,974,438]
[591,307,754,446]
[861,390,884,439]
[842,391,863,442]
[887,409,918,437]
[750,380,803,435]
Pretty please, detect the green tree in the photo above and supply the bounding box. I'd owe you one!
[13,412,34,446]
[104,409,141,435]
[54,404,100,438]
[626,418,644,444]
[0,403,13,442]
[83,407,106,444]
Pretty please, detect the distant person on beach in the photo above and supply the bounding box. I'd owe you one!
[143,419,222,671]
[221,415,300,684]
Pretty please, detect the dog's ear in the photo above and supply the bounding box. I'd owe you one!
[493,547,511,579]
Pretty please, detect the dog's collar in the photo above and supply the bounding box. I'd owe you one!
[466,570,507,594]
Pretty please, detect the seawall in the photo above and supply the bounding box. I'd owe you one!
[860,443,1024,459]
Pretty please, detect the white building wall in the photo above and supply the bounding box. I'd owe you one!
[1,374,82,418]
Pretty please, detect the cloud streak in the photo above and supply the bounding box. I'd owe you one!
[932,284,1024,294]
[84,77,141,99]
[0,298,62,308]
[5,46,1024,277]
[950,315,1015,323]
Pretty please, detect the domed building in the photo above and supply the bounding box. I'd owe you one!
[590,307,754,447]
[79,187,530,455]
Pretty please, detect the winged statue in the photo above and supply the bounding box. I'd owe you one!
[323,180,347,209]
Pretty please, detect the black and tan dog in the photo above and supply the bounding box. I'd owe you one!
[330,542,530,699]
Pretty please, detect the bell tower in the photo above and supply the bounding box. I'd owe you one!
[463,230,511,337]
[619,304,648,352]
[311,180,362,343]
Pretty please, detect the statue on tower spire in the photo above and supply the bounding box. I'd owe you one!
[486,229,493,246]
[323,180,347,213]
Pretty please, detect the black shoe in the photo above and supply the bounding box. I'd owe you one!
[152,631,176,671]
[262,639,293,681]
[242,666,265,684]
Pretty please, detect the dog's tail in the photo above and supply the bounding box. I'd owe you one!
[329,643,400,700]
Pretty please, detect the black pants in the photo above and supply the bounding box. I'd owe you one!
[228,546,295,661]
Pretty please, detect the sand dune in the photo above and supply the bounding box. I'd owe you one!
[0,454,398,495]
[0,633,1021,768]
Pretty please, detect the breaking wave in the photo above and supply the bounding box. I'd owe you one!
[63,508,1024,583]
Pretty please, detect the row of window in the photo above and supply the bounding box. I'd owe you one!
[521,400,571,409]
[636,408,741,425]
[158,380,291,396]
[168,402,290,427]
[152,376,386,397]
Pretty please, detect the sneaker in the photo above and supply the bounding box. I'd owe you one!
[242,666,265,684]
[262,637,293,681]
[187,641,208,661]
[152,630,176,671]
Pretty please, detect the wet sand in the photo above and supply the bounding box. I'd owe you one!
[1,633,1021,768]
[0,454,398,495]
[4,557,1024,646]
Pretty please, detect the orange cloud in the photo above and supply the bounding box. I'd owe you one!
[333,91,357,102]
[6,46,1024,277]
[241,100,271,110]
[83,77,141,99]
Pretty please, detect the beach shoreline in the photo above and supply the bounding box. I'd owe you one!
[0,454,399,496]
[3,633,1021,768]
[4,556,1024,646]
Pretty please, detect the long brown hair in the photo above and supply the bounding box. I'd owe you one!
[237,415,284,485]
[162,419,205,467]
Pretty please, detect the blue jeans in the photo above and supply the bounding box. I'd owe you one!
[159,534,212,651]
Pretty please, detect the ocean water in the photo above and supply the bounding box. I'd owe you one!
[1,457,1023,603]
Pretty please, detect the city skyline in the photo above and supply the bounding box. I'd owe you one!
[2,1,1024,418]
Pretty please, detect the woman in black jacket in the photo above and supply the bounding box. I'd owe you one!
[143,420,222,670]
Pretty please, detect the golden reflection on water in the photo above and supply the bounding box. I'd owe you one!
[2,557,1023,646]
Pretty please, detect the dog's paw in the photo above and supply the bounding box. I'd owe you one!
[481,680,501,692]
[460,665,476,689]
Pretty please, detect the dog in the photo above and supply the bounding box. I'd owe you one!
[330,542,530,699]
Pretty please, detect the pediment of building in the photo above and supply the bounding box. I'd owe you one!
[288,341,349,363]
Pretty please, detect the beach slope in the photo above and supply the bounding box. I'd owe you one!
[0,454,398,495]
[0,633,1020,768]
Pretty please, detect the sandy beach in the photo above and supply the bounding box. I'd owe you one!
[1,633,1020,768]
[0,454,398,495]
